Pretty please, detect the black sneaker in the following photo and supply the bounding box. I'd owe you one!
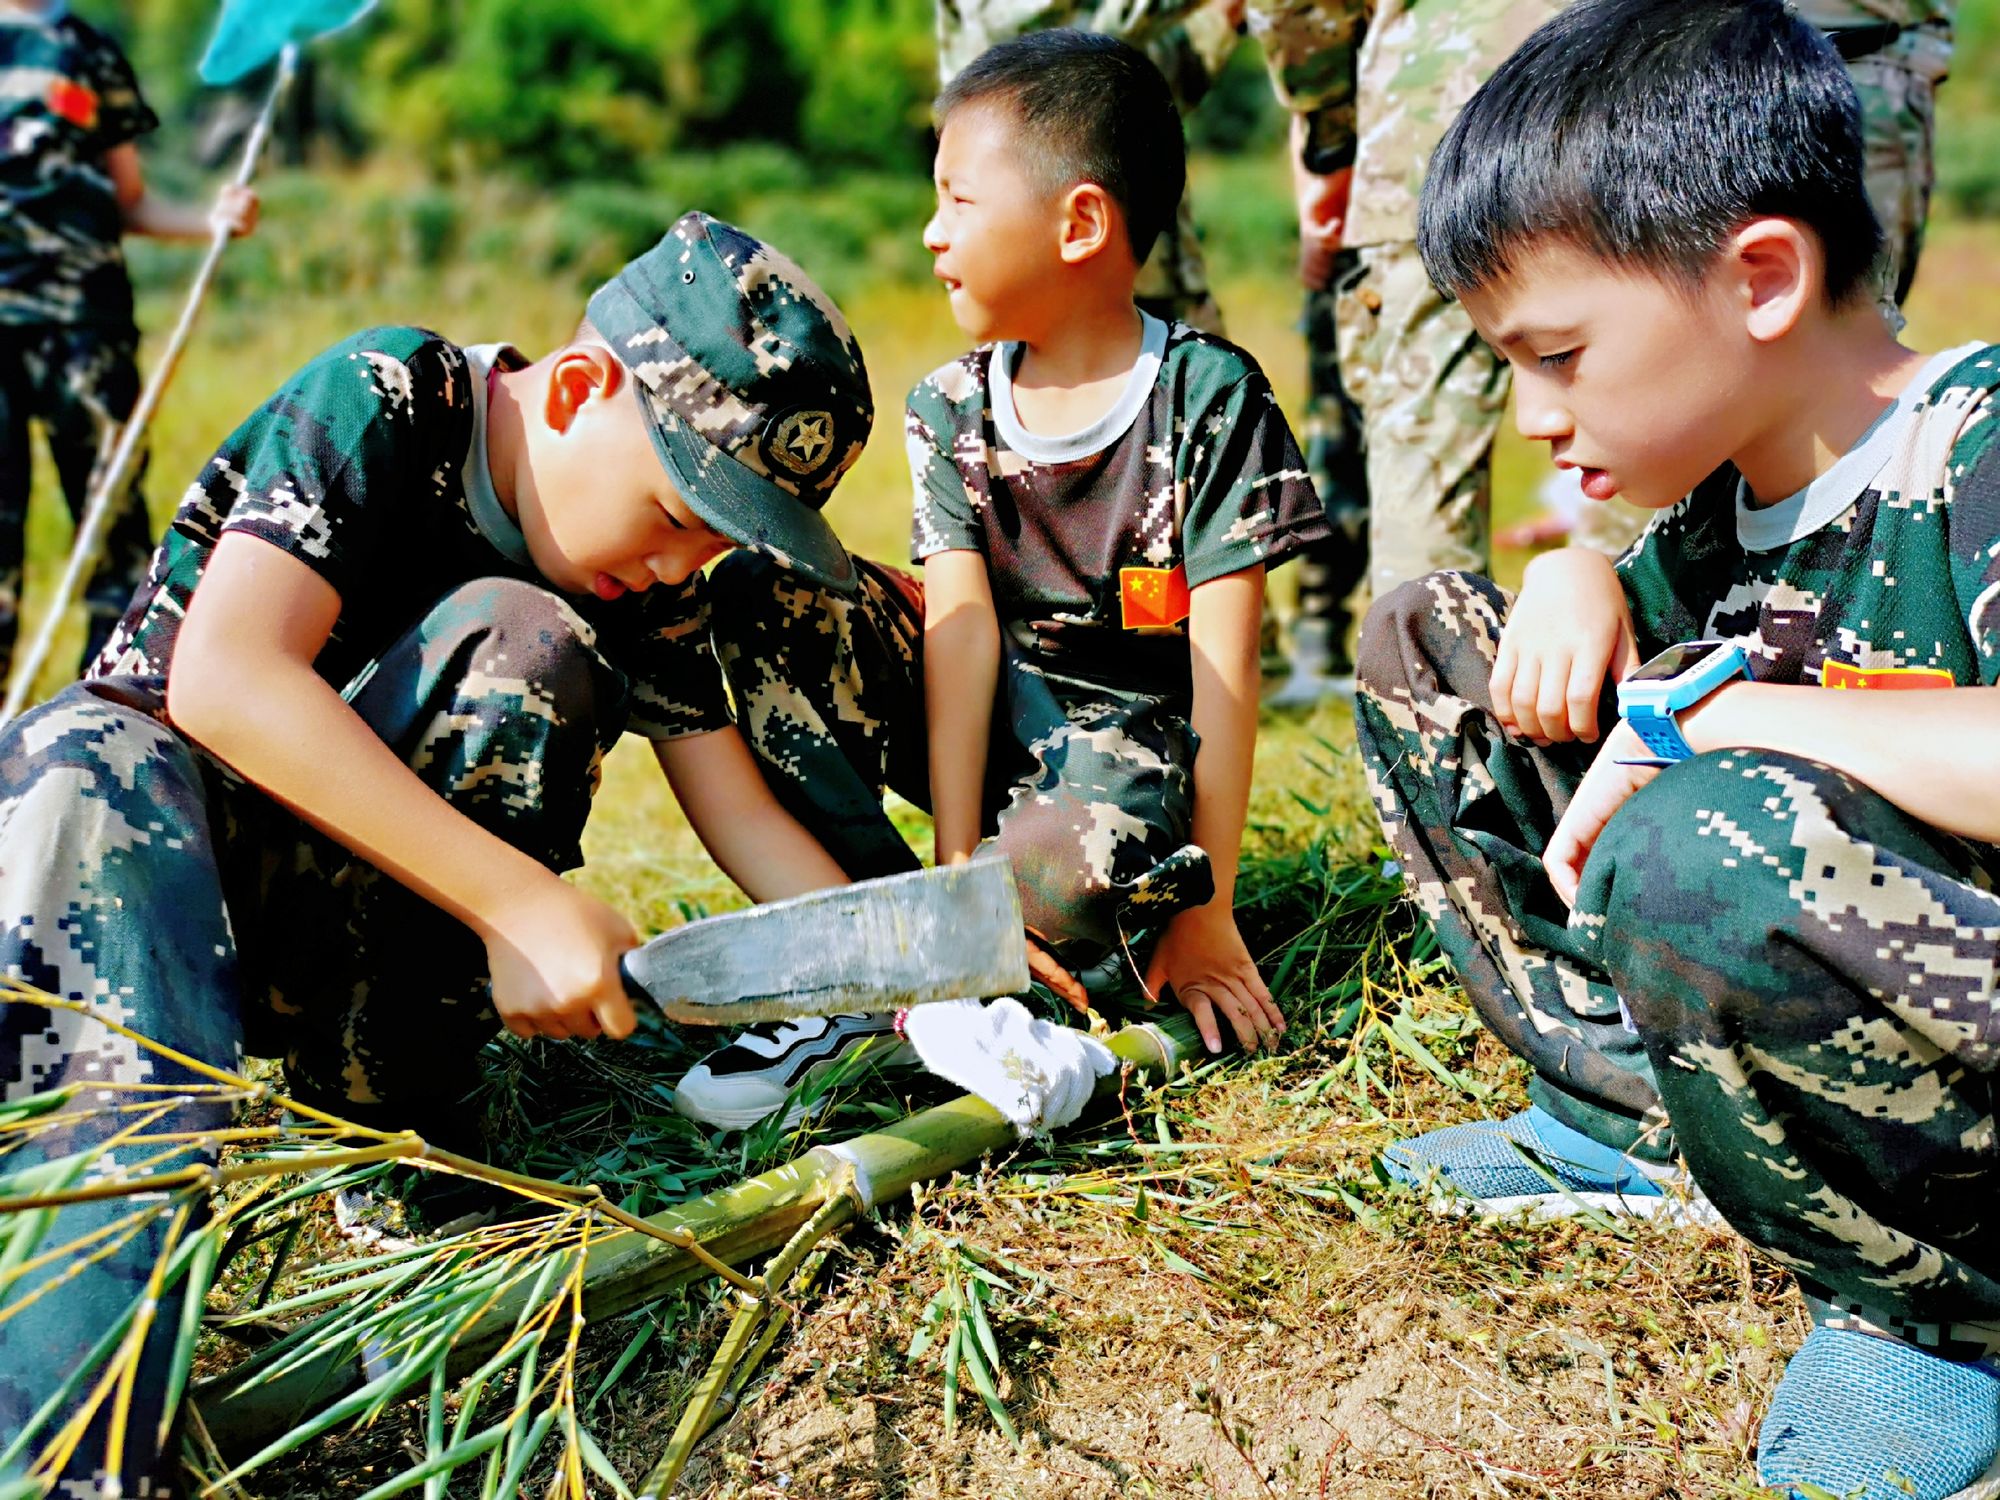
[673,1013,913,1130]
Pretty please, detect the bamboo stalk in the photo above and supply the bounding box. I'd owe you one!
[192,1016,1196,1457]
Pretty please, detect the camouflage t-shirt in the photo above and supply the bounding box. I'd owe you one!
[0,10,156,332]
[907,314,1327,701]
[1618,343,2000,691]
[90,326,731,740]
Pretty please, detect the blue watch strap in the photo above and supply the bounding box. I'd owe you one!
[1622,706,1694,766]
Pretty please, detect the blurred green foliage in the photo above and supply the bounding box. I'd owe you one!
[82,0,2000,313]
[99,0,943,179]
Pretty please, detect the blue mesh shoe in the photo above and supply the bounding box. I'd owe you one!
[1759,1327,2000,1500]
[1381,1105,1714,1222]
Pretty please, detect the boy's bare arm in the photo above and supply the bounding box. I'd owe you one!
[652,727,850,902]
[1144,566,1287,1054]
[922,550,1000,866]
[1492,546,1639,744]
[104,143,257,241]
[169,533,637,1041]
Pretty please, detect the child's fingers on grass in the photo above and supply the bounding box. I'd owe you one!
[1177,991,1225,1054]
[593,995,637,1041]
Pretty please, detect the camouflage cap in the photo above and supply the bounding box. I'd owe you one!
[587,212,871,592]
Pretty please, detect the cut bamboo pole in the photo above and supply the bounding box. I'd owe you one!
[193,1015,1196,1456]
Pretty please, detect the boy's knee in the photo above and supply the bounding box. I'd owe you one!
[1587,749,1832,1023]
[417,577,618,708]
[1356,569,1505,695]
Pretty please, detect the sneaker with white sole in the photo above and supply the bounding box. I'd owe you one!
[1759,1326,2000,1500]
[673,1013,914,1131]
[1382,1104,1719,1223]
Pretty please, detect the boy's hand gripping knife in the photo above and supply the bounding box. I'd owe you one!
[618,854,1031,1024]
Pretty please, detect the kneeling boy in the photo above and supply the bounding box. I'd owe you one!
[0,212,874,1493]
[673,32,1330,1132]
[1355,3,2000,1495]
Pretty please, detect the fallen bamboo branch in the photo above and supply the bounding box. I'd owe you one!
[192,1015,1198,1458]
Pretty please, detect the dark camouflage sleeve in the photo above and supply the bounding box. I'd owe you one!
[186,328,467,605]
[1245,0,1366,173]
[1615,474,1738,661]
[623,574,734,740]
[1945,385,2000,684]
[74,19,157,149]
[906,369,986,563]
[1178,371,1327,587]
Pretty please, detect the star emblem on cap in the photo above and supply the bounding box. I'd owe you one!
[770,409,833,476]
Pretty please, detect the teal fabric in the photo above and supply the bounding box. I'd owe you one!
[198,0,377,85]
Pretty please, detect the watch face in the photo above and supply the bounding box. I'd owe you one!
[1630,641,1727,683]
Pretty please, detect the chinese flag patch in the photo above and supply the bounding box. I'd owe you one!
[1119,564,1191,630]
[1822,660,1956,691]
[47,79,99,130]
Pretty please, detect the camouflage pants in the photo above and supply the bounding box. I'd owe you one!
[709,551,1212,964]
[0,324,157,682]
[1290,269,1369,669]
[1854,21,1950,310]
[0,577,624,1495]
[1357,573,2000,1359]
[1335,241,1508,598]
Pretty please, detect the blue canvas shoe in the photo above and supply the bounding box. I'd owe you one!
[1759,1326,2000,1500]
[1382,1105,1714,1222]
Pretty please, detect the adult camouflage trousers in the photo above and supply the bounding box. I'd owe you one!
[1334,242,1508,599]
[709,551,1213,965]
[1289,268,1369,671]
[0,324,156,684]
[1356,572,2000,1361]
[0,577,626,1495]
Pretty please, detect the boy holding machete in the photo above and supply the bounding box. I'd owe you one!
[0,211,902,1494]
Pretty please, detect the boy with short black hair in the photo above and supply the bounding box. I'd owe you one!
[1354,2,2000,1494]
[0,0,257,682]
[679,29,1326,1126]
[0,210,876,1492]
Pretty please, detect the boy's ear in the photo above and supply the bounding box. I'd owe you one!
[544,344,626,434]
[1730,218,1815,345]
[1057,182,1121,266]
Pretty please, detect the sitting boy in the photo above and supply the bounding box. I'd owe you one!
[672,30,1325,1132]
[1353,1,2000,1495]
[0,212,875,1493]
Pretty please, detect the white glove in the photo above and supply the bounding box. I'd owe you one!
[901,997,1117,1137]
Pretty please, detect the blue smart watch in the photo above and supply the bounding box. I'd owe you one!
[1615,640,1751,767]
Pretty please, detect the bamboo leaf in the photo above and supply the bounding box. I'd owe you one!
[157,1224,225,1449]
[941,1319,962,1436]
[1153,1242,1213,1283]
[966,1282,1003,1375]
[423,1360,448,1500]
[0,1085,75,1126]
[586,1318,658,1414]
[483,1405,558,1500]
[957,1328,1020,1449]
[575,1420,637,1500]
[349,1419,513,1500]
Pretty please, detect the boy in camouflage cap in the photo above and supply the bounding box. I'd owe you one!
[0,0,257,684]
[0,210,875,1493]
[675,32,1327,1133]
[1353,2,2000,1494]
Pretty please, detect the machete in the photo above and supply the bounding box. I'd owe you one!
[618,854,1030,1024]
